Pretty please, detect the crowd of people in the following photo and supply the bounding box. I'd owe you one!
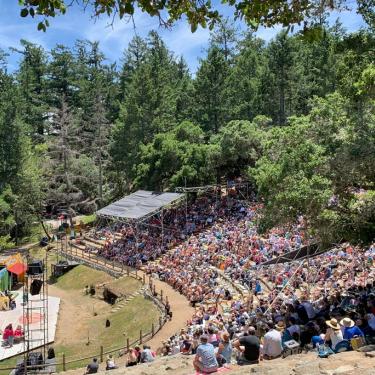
[82,192,374,371]
[156,242,374,370]
[144,199,307,304]
[87,194,307,270]
[1,324,24,348]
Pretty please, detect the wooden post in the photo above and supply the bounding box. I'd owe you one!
[152,323,155,337]
[62,353,66,372]
[160,289,163,302]
[140,330,143,344]
[153,285,156,296]
[100,345,104,363]
[127,338,130,352]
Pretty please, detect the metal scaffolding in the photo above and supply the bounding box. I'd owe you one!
[22,253,49,374]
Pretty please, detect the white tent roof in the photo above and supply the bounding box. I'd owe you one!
[96,190,184,221]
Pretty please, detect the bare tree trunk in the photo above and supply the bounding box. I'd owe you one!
[40,220,52,240]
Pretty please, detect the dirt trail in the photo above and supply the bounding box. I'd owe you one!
[59,246,194,352]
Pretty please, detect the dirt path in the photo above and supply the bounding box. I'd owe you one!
[59,246,194,352]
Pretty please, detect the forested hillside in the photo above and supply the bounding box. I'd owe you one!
[0,23,374,248]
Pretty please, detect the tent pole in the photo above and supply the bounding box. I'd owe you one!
[161,208,164,249]
[264,260,305,315]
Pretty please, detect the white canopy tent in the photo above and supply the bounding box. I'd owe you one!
[96,190,184,222]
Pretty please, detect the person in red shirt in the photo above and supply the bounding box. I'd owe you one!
[2,324,14,347]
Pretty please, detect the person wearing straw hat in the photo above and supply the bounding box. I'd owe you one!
[325,318,343,351]
[340,317,364,340]
[263,322,283,360]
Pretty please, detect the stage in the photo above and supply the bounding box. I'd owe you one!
[0,291,60,361]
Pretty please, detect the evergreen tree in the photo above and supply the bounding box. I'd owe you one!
[13,40,49,142]
[111,31,180,191]
[266,31,296,125]
[226,33,268,121]
[192,46,229,134]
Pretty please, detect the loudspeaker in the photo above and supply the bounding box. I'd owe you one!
[27,352,43,370]
[30,279,43,295]
[27,261,44,275]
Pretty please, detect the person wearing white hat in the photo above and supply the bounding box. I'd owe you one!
[340,317,364,340]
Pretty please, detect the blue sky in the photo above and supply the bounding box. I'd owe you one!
[0,1,366,73]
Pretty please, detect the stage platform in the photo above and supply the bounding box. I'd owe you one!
[0,292,60,361]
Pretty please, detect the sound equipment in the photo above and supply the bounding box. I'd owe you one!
[27,260,44,275]
[27,352,43,370]
[30,279,43,295]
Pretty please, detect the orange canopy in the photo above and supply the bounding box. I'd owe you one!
[5,254,27,275]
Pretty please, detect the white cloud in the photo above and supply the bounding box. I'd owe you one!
[162,22,210,58]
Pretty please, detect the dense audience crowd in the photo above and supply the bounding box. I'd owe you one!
[91,195,308,271]
[82,193,374,372]
[155,242,374,369]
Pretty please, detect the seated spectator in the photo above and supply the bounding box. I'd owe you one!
[14,325,24,339]
[140,345,155,363]
[263,323,283,359]
[193,334,218,374]
[325,318,344,351]
[84,358,99,374]
[126,347,139,367]
[340,317,365,340]
[105,354,118,370]
[3,324,14,348]
[216,332,232,366]
[233,326,260,365]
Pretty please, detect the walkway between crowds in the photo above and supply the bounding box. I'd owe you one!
[59,244,195,353]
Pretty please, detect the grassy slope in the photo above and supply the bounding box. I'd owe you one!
[0,266,159,373]
[54,264,113,290]
[56,295,160,371]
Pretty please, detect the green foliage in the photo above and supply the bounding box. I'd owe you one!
[192,46,229,134]
[18,1,375,36]
[211,120,264,179]
[0,26,374,247]
[136,121,215,190]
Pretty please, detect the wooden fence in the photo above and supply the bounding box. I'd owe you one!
[0,247,169,373]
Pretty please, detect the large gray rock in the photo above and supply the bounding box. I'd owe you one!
[331,365,355,374]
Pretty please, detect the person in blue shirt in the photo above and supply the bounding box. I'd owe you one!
[193,334,218,374]
[255,280,262,295]
[340,317,365,340]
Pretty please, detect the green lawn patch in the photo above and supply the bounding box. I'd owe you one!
[54,265,113,290]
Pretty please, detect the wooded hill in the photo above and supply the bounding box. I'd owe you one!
[0,22,374,248]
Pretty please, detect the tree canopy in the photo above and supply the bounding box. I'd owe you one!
[18,0,375,33]
[0,24,374,249]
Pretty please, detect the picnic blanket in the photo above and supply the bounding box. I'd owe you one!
[194,367,230,375]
